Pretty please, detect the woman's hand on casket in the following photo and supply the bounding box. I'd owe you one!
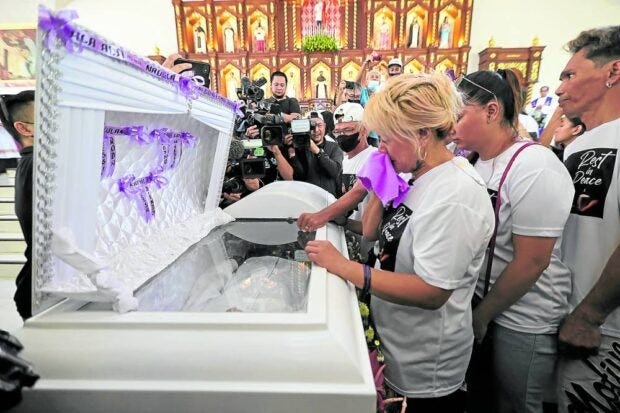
[298,211,328,232]
[305,240,346,273]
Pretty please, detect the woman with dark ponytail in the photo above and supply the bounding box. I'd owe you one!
[453,68,575,413]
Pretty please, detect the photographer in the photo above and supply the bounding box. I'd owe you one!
[243,71,301,184]
[271,112,343,198]
[298,103,375,261]
[265,71,301,123]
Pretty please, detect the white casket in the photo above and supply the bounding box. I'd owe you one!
[12,8,374,413]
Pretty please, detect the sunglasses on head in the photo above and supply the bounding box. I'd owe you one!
[455,75,498,103]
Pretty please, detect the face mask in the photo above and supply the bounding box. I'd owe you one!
[336,133,360,152]
[367,80,380,92]
[348,98,361,104]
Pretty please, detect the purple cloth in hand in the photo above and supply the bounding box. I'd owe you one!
[357,151,410,207]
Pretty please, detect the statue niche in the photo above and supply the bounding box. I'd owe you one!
[372,11,395,50]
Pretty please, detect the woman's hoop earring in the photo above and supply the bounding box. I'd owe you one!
[606,81,613,89]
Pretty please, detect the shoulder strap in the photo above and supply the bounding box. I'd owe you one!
[482,142,538,296]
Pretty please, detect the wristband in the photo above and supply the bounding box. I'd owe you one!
[362,264,372,296]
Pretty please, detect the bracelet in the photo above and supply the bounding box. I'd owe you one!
[362,264,372,296]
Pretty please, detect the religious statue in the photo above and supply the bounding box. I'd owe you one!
[254,21,266,52]
[286,71,297,98]
[407,17,420,48]
[439,17,452,48]
[315,70,328,99]
[194,24,207,53]
[223,23,235,53]
[314,0,325,30]
[377,17,391,50]
[226,72,239,101]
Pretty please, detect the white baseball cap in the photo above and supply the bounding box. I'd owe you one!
[305,111,324,122]
[333,102,364,123]
[388,57,403,67]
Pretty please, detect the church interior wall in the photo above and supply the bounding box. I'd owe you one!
[1,0,619,94]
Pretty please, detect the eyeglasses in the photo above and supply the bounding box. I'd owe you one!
[455,75,498,103]
[333,126,360,137]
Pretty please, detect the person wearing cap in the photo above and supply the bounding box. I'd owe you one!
[298,103,376,256]
[271,110,343,198]
[388,57,403,77]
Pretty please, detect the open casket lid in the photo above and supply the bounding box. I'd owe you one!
[32,6,240,314]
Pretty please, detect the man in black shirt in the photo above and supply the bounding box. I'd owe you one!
[244,70,302,185]
[265,71,301,123]
[0,90,34,320]
[269,112,343,198]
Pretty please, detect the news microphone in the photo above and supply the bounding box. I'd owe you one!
[228,139,246,160]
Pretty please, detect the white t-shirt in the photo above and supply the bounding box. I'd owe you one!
[561,118,620,338]
[475,141,574,334]
[372,157,494,398]
[519,113,540,140]
[342,145,376,220]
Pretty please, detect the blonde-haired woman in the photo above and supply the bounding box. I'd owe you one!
[305,73,494,412]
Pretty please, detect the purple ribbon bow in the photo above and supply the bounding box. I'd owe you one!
[178,131,196,148]
[149,128,172,144]
[177,76,200,99]
[124,125,152,145]
[117,172,168,222]
[38,6,79,52]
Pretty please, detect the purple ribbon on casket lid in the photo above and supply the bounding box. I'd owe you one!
[38,5,80,52]
[118,172,169,222]
[103,125,152,145]
[101,133,116,179]
[38,6,242,117]
[149,128,197,172]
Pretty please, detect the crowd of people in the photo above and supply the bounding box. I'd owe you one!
[1,22,618,413]
[220,25,619,413]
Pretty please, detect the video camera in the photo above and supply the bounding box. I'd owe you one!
[235,76,287,147]
[237,76,266,103]
[289,111,321,149]
[222,139,266,194]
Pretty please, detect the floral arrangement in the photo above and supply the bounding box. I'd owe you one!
[301,34,339,53]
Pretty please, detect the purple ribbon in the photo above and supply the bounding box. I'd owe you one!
[117,172,168,222]
[104,125,152,144]
[178,131,196,147]
[148,128,196,172]
[177,77,199,100]
[38,6,241,115]
[148,128,172,143]
[454,148,471,158]
[125,125,151,144]
[101,133,116,178]
[38,5,79,52]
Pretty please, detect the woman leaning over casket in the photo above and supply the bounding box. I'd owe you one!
[305,72,495,413]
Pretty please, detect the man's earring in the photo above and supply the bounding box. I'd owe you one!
[606,81,613,89]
